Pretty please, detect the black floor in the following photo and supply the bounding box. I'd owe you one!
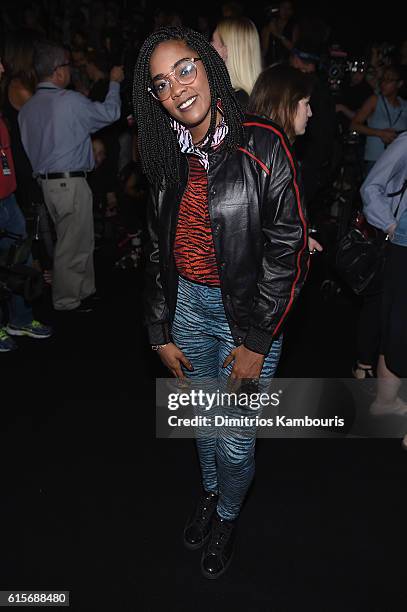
[0,255,405,611]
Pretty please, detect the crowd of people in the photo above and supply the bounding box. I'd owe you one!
[0,0,406,580]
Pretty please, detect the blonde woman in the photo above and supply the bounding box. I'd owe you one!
[211,17,262,109]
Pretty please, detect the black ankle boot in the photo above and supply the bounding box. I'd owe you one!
[201,512,236,579]
[183,491,218,550]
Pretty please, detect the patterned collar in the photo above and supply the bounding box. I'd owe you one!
[171,113,228,171]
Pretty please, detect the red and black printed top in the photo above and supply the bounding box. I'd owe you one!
[173,154,220,287]
[171,113,228,288]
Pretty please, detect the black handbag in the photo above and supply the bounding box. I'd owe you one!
[335,180,407,296]
[335,215,388,295]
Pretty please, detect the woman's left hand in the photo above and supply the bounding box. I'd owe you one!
[223,345,265,390]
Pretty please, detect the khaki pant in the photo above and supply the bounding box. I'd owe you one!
[41,177,95,310]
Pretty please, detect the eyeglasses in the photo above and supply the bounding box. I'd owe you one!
[381,77,398,83]
[148,57,201,101]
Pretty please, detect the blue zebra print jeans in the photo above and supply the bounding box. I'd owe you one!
[171,276,282,520]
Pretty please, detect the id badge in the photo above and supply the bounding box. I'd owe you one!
[1,149,11,176]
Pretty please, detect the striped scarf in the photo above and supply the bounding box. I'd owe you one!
[171,111,228,171]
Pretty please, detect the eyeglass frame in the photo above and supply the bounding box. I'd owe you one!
[148,57,202,101]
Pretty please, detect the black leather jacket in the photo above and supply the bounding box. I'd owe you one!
[144,115,310,355]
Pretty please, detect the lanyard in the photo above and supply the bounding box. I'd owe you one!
[381,95,403,128]
[0,149,11,176]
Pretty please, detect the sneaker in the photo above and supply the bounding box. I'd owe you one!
[0,328,18,352]
[6,320,52,339]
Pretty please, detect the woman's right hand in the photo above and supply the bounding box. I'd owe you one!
[157,342,194,378]
[378,129,397,145]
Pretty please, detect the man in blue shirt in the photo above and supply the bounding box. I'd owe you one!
[19,41,123,312]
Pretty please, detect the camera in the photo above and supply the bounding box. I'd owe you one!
[326,45,349,93]
[0,229,43,302]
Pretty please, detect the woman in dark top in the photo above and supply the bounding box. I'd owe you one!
[261,0,298,66]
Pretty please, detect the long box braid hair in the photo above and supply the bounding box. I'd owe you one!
[133,27,244,189]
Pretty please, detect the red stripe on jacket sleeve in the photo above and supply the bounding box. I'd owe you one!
[243,121,308,337]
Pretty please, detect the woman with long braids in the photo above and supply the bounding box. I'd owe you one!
[133,27,309,579]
